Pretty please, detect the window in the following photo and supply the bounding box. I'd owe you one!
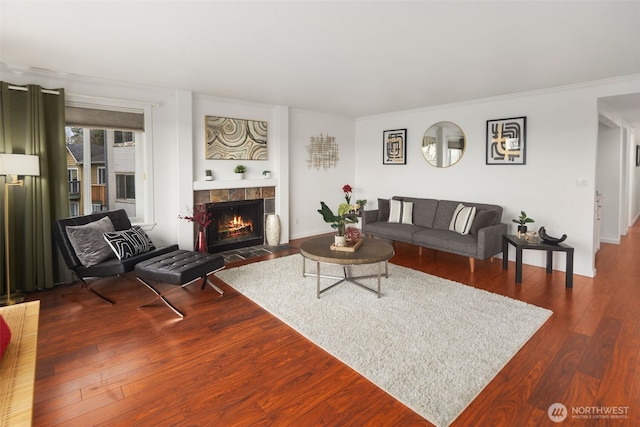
[67,168,80,198]
[70,201,80,217]
[114,130,134,145]
[64,100,151,224]
[116,173,135,200]
[97,167,106,185]
[65,127,138,216]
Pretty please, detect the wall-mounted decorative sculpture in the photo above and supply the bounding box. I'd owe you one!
[205,116,267,160]
[306,133,339,170]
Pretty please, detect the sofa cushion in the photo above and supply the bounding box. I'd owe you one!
[65,216,116,267]
[434,200,494,230]
[363,221,424,242]
[403,197,439,228]
[104,226,156,260]
[377,198,390,222]
[413,228,477,257]
[433,200,460,230]
[449,203,476,235]
[0,314,11,360]
[470,210,498,237]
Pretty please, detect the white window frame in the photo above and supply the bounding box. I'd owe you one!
[65,96,155,227]
[68,167,79,182]
[97,166,106,185]
[115,173,136,201]
[70,201,80,217]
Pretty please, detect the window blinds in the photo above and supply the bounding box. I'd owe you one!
[65,106,144,131]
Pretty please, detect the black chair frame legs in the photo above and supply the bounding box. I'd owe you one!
[75,273,116,305]
[137,273,224,318]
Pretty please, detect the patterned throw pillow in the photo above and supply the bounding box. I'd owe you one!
[449,203,477,235]
[103,227,156,260]
[65,216,116,267]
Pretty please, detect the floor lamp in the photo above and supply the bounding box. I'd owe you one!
[0,153,40,306]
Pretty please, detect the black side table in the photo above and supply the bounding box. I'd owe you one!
[502,234,574,288]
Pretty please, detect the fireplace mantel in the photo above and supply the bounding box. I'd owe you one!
[193,178,277,191]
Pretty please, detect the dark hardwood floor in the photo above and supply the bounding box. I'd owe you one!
[26,223,640,426]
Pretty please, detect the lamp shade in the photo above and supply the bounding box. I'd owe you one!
[0,154,40,176]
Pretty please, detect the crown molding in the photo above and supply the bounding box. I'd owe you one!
[358,74,640,121]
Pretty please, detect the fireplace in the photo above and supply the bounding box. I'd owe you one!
[205,200,264,252]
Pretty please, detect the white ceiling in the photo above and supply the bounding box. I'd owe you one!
[1,1,639,119]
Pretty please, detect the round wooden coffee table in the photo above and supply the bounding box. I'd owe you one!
[299,235,395,298]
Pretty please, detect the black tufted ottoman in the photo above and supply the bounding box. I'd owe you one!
[135,250,225,317]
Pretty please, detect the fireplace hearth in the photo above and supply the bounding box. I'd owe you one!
[205,200,264,253]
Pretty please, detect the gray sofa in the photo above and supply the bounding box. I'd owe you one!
[362,197,507,272]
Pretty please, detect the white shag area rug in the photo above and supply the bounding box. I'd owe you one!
[217,255,552,427]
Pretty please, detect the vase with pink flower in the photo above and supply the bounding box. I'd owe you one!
[179,204,213,253]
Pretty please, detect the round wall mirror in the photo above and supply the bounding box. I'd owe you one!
[421,121,466,167]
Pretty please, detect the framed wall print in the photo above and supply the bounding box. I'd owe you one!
[205,115,268,160]
[383,128,407,165]
[486,117,526,165]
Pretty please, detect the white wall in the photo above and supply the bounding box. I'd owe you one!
[4,63,638,277]
[597,101,640,243]
[632,129,640,223]
[289,108,356,239]
[597,125,622,243]
[192,94,282,181]
[355,77,640,278]
[191,94,291,244]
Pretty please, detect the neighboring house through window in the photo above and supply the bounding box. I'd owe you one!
[64,100,152,224]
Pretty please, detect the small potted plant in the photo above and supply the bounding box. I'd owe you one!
[205,169,213,181]
[317,201,359,247]
[512,211,534,235]
[262,170,271,179]
[234,164,246,179]
[355,199,367,216]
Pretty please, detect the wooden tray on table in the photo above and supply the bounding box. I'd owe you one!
[330,238,364,252]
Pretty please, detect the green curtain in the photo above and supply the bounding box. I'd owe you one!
[0,82,70,294]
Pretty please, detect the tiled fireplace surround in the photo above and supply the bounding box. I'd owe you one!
[194,186,277,247]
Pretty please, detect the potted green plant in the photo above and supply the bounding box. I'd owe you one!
[512,211,534,235]
[262,170,271,179]
[234,164,246,179]
[317,201,358,246]
[205,169,213,181]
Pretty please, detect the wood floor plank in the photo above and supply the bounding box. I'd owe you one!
[577,316,622,380]
[528,332,590,410]
[26,223,640,425]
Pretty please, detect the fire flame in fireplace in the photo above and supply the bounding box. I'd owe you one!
[218,214,254,239]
